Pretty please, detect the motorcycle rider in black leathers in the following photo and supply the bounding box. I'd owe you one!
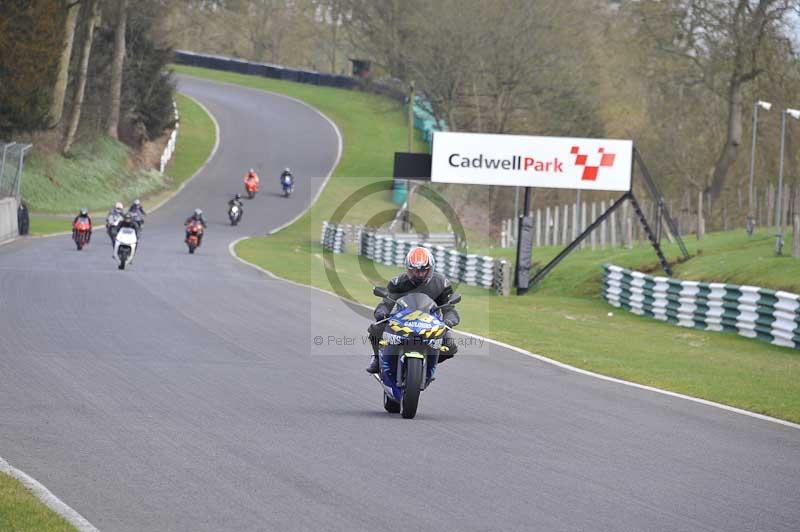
[129,199,146,217]
[117,213,139,237]
[184,208,207,246]
[228,194,244,220]
[366,246,459,374]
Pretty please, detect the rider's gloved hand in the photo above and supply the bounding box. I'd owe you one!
[444,319,456,328]
[375,309,388,321]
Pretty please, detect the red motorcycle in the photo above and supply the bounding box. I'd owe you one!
[244,175,260,199]
[185,220,204,254]
[73,218,91,250]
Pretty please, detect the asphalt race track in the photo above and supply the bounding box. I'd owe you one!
[1,75,799,532]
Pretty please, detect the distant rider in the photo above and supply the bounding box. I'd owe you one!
[228,193,244,209]
[244,169,260,188]
[129,199,146,217]
[72,208,92,242]
[366,246,460,374]
[185,208,207,246]
[280,167,293,187]
[117,212,139,238]
[108,202,124,217]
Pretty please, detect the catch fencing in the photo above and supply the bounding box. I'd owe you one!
[602,264,800,350]
[0,142,32,199]
[320,221,512,294]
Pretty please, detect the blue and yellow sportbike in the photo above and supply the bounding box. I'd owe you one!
[371,287,461,419]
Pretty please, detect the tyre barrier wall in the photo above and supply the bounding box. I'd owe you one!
[0,196,19,244]
[602,264,800,350]
[159,101,180,173]
[405,95,447,149]
[173,50,445,151]
[319,221,511,292]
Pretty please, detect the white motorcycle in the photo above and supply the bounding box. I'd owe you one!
[228,203,242,225]
[114,227,138,270]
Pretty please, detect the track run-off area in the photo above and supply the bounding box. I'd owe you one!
[1,75,799,532]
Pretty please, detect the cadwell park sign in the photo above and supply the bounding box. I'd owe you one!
[431,131,633,192]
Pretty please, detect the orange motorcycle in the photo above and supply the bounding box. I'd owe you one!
[185,220,204,254]
[244,175,260,199]
[73,218,92,250]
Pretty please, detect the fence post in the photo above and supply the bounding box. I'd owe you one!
[793,214,800,259]
[535,209,541,247]
[600,200,607,249]
[561,204,568,245]
[573,201,579,240]
[580,201,587,250]
[697,191,704,240]
[545,206,551,246]
[610,207,617,248]
[553,205,560,246]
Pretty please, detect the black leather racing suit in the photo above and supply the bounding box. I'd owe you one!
[368,271,460,362]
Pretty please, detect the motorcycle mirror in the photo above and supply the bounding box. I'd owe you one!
[373,286,389,298]
[448,293,462,305]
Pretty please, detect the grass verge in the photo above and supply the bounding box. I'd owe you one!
[26,91,215,235]
[180,65,800,423]
[0,472,76,532]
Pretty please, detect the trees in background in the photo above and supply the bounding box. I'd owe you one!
[1,0,175,157]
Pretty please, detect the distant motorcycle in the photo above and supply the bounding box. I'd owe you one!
[129,210,144,233]
[105,212,122,244]
[72,218,91,250]
[281,175,294,198]
[228,203,242,225]
[185,220,204,254]
[371,287,460,419]
[114,226,137,270]
[244,177,259,199]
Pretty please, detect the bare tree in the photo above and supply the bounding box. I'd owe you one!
[342,0,416,78]
[63,0,100,155]
[638,0,793,204]
[107,0,127,139]
[49,0,82,128]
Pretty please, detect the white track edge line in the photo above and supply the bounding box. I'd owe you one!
[227,241,800,431]
[0,456,100,532]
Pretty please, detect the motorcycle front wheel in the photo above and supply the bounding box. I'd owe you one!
[401,357,424,419]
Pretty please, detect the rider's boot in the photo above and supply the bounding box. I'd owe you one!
[365,336,380,373]
[365,355,379,374]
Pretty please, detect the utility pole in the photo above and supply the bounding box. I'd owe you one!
[404,81,415,232]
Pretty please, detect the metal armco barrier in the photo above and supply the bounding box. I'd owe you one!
[174,51,358,90]
[602,264,800,350]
